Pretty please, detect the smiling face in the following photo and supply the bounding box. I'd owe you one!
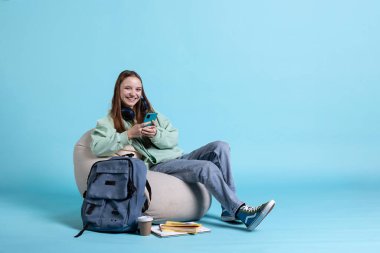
[120,76,143,108]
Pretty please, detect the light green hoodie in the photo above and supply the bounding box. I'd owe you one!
[90,112,184,169]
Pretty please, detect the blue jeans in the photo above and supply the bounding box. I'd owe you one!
[150,141,244,215]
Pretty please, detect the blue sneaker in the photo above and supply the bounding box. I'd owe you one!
[221,209,237,222]
[236,200,275,230]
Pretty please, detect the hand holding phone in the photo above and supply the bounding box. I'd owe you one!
[143,112,158,127]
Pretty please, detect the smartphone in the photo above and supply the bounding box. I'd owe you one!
[143,112,158,126]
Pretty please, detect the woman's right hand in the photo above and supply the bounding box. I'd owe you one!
[127,122,150,139]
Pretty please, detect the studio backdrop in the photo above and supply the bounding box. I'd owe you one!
[1,0,379,193]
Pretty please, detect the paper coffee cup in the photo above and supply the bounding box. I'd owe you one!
[137,216,153,236]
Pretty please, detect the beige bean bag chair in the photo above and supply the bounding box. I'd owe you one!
[73,130,211,223]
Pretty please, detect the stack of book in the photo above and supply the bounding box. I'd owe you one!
[151,221,211,237]
[160,221,203,234]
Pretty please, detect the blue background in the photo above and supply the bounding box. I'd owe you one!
[1,0,379,252]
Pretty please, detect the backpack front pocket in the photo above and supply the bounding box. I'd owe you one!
[100,199,131,229]
[86,170,132,200]
[82,199,105,226]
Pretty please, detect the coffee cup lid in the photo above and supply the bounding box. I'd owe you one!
[137,216,153,222]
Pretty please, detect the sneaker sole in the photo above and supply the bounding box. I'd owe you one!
[221,216,237,222]
[247,200,276,231]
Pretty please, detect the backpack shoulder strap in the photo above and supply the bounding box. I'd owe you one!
[142,180,152,213]
[74,223,89,238]
[146,180,152,200]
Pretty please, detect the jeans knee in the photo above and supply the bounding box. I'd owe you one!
[199,161,221,182]
[209,141,230,153]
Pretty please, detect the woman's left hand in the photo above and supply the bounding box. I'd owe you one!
[141,125,157,138]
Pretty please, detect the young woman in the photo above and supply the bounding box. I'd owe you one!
[91,70,275,230]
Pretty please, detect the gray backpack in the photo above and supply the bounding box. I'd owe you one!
[75,156,151,237]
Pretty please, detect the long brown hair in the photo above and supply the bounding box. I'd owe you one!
[110,70,154,133]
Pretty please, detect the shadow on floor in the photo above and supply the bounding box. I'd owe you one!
[201,213,251,232]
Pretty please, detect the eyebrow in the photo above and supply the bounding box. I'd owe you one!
[124,85,142,89]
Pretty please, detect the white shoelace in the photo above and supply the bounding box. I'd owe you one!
[240,205,260,213]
